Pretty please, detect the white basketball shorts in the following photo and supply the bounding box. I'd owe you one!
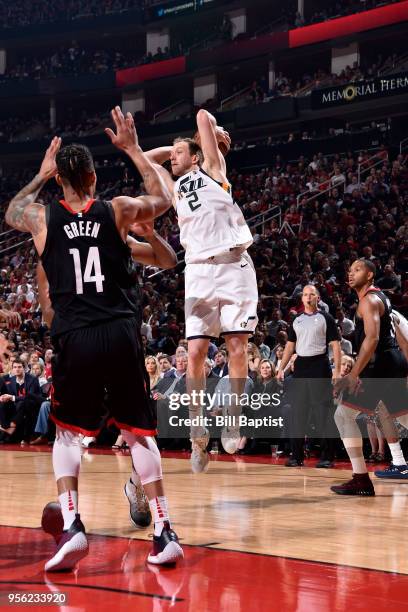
[184,250,258,339]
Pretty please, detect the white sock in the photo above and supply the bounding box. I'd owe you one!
[343,438,367,474]
[349,456,367,474]
[149,496,170,536]
[58,490,78,530]
[389,442,406,466]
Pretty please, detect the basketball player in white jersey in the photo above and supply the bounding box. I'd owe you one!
[147,110,258,472]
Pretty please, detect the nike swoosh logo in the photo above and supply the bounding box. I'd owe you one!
[241,263,248,268]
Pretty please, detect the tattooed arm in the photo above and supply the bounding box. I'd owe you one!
[5,137,61,243]
[6,175,46,234]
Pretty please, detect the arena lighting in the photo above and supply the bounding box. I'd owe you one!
[289,0,408,48]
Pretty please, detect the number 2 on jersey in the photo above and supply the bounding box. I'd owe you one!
[69,247,105,294]
[186,192,201,212]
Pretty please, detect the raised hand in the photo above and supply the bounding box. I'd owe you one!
[105,106,139,152]
[39,137,62,181]
[215,127,231,155]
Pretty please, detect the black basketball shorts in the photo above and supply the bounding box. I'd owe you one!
[342,349,408,416]
[50,317,156,436]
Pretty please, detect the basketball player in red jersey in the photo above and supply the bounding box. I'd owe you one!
[37,222,178,531]
[6,107,183,570]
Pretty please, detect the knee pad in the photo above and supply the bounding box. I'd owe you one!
[334,404,360,438]
[52,427,82,480]
[121,431,162,485]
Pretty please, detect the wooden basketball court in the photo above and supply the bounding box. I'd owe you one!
[1,446,408,610]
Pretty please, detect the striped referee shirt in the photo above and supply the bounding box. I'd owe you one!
[288,311,340,357]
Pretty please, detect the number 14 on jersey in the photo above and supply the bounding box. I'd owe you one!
[69,247,105,294]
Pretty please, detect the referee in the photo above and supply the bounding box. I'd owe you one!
[277,285,341,467]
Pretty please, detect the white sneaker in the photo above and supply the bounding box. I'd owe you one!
[124,479,152,528]
[221,426,240,454]
[147,522,184,565]
[81,436,96,448]
[44,515,88,572]
[190,429,210,473]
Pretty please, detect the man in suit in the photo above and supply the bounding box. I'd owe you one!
[0,357,43,442]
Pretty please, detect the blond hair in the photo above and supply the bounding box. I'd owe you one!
[145,355,161,389]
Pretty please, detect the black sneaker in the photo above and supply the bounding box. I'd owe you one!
[285,458,303,467]
[316,460,334,468]
[147,521,184,565]
[331,473,375,496]
[44,514,89,572]
[124,479,152,528]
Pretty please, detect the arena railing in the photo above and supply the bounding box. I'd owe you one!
[379,51,408,76]
[400,137,408,156]
[0,236,32,256]
[219,86,252,111]
[295,146,390,213]
[246,205,281,233]
[357,150,389,184]
[153,99,190,124]
[0,228,19,240]
[252,15,287,37]
[296,176,346,211]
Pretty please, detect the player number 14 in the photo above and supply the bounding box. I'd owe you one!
[69,247,105,294]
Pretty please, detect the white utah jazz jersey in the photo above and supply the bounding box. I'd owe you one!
[174,168,253,264]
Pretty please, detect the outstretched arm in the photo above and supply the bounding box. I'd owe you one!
[5,137,61,237]
[112,194,172,229]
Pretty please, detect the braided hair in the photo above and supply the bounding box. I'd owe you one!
[56,143,95,198]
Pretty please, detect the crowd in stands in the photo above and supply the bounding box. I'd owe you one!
[1,45,404,147]
[1,44,139,81]
[0,139,407,461]
[235,52,402,108]
[296,0,403,28]
[232,116,393,152]
[0,29,223,82]
[0,0,402,32]
[0,0,145,29]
